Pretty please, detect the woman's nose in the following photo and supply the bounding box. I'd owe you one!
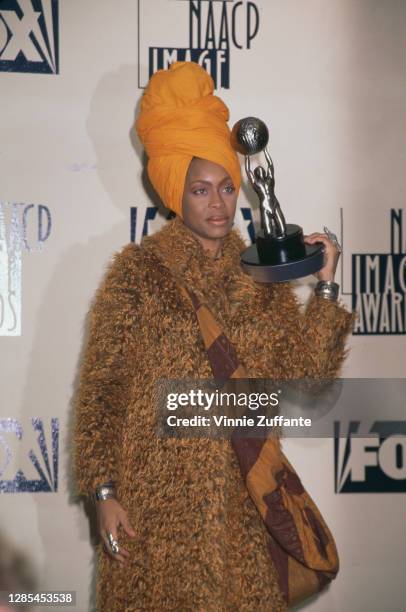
[209,199,221,208]
[209,193,225,208]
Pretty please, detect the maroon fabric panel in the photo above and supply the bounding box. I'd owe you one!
[264,488,306,564]
[231,436,267,478]
[276,465,305,496]
[206,332,240,378]
[304,507,329,560]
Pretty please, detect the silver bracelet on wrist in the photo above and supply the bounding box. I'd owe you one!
[94,482,116,502]
[314,280,340,302]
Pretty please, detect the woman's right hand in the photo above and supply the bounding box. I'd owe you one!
[96,498,135,564]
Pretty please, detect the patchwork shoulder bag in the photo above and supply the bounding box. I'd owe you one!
[179,285,340,609]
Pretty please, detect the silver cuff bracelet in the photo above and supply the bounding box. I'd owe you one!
[314,280,340,302]
[94,482,116,502]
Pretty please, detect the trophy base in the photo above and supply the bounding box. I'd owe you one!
[256,224,306,264]
[241,224,325,282]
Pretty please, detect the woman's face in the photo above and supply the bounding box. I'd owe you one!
[181,157,238,245]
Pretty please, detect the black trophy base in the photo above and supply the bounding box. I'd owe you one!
[241,224,325,282]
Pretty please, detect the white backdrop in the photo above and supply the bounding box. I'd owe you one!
[1,1,405,610]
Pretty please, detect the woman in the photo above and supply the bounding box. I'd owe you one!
[74,62,354,611]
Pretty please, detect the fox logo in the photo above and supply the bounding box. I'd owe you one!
[0,0,59,74]
[334,420,406,493]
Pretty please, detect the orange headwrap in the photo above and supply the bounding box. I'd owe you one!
[135,61,241,218]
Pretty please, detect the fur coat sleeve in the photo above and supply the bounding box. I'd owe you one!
[73,245,142,496]
[269,283,356,379]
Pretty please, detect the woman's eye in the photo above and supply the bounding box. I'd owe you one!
[224,184,235,193]
[193,188,207,195]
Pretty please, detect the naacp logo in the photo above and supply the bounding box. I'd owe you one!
[0,0,59,74]
[351,209,406,334]
[137,0,260,89]
[0,201,52,336]
[0,418,59,493]
[334,420,406,493]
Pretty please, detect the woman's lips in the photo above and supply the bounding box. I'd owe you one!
[207,216,229,226]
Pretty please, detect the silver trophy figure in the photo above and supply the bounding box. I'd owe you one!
[245,149,286,239]
[231,116,324,282]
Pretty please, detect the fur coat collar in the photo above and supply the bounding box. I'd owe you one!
[141,215,266,326]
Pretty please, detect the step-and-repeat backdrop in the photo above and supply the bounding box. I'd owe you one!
[1,1,405,610]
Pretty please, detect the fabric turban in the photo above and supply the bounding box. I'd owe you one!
[135,61,241,218]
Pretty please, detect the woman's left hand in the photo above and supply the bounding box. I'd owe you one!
[304,232,341,282]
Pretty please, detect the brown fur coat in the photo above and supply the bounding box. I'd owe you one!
[73,216,354,611]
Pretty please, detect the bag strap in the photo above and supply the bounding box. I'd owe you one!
[179,284,247,379]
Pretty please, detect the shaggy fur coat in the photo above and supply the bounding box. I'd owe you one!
[74,216,354,611]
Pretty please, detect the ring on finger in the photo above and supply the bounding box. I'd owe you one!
[107,532,120,554]
[323,226,342,253]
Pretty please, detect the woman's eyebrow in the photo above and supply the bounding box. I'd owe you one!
[190,177,232,185]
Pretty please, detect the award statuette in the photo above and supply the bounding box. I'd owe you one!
[231,117,325,282]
